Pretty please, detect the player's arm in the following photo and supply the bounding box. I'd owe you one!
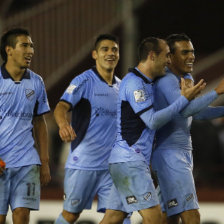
[33,115,51,186]
[141,78,205,129]
[128,78,202,130]
[181,78,224,117]
[193,106,224,120]
[157,75,220,117]
[54,101,76,142]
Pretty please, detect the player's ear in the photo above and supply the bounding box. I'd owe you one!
[148,51,155,61]
[92,50,97,60]
[5,46,13,57]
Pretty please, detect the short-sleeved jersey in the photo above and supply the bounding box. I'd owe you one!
[60,67,120,170]
[109,68,155,165]
[0,65,50,168]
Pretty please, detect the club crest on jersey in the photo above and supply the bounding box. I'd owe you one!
[66,84,77,94]
[134,90,146,102]
[25,89,35,100]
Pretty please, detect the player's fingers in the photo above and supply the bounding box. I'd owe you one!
[59,128,72,142]
[194,79,205,88]
[180,78,186,89]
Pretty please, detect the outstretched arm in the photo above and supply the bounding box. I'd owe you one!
[140,78,205,130]
[157,76,224,117]
[193,106,224,120]
[182,79,224,117]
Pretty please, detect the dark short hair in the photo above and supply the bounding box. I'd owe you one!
[166,33,191,54]
[94,34,119,50]
[138,37,163,62]
[0,27,30,62]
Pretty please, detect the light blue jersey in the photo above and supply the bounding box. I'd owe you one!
[152,69,224,216]
[109,68,189,165]
[0,65,50,168]
[60,67,120,170]
[154,70,223,152]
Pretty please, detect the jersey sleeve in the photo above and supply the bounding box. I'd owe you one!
[157,74,219,117]
[60,74,89,108]
[34,77,50,116]
[140,95,188,130]
[193,106,224,120]
[125,77,153,114]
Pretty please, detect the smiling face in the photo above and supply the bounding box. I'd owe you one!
[169,40,195,75]
[92,39,119,73]
[6,35,34,69]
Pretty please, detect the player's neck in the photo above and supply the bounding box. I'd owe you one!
[5,62,26,81]
[96,66,114,85]
[137,63,154,80]
[168,65,184,77]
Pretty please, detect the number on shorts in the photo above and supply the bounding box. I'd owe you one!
[26,183,35,196]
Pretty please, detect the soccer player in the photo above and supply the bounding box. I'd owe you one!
[54,34,130,224]
[100,37,205,224]
[0,28,51,224]
[151,33,224,224]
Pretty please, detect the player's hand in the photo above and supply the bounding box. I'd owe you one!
[181,78,206,101]
[184,79,194,88]
[59,123,77,142]
[40,162,51,186]
[0,159,6,175]
[215,78,224,95]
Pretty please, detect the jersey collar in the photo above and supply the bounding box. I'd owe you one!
[1,64,30,81]
[92,66,116,85]
[128,67,152,84]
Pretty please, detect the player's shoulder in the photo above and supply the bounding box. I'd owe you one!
[155,71,177,87]
[27,69,44,84]
[70,68,93,84]
[122,71,142,85]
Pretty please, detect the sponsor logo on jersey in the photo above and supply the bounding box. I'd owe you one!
[94,93,109,96]
[0,92,13,96]
[25,89,35,100]
[95,107,116,117]
[134,89,146,102]
[186,193,193,201]
[167,199,178,208]
[66,84,77,94]
[126,195,138,204]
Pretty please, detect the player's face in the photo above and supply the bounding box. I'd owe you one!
[93,40,119,72]
[153,40,170,76]
[7,35,34,69]
[170,41,195,75]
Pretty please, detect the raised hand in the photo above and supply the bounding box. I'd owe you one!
[181,78,206,100]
